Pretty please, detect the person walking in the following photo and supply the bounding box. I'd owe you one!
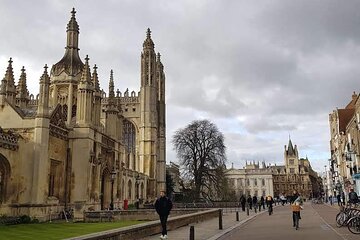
[239,195,246,212]
[260,196,265,210]
[348,189,359,205]
[247,195,253,210]
[252,195,258,211]
[290,190,303,229]
[336,193,341,206]
[266,195,274,215]
[154,190,173,239]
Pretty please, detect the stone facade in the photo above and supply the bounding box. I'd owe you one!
[271,139,320,199]
[0,8,166,219]
[225,162,274,198]
[329,92,360,200]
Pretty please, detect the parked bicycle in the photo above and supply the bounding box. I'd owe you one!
[335,204,360,228]
[347,215,360,234]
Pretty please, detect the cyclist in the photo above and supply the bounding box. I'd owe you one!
[266,195,274,215]
[290,190,303,229]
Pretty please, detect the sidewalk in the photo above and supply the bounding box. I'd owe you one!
[140,207,268,240]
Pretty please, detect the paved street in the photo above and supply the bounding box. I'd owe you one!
[219,202,359,240]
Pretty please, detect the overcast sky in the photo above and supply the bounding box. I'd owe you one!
[1,0,359,173]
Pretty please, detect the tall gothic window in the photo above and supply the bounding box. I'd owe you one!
[0,156,10,203]
[123,119,136,169]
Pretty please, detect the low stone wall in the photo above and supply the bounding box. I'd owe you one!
[67,208,221,240]
[83,209,200,222]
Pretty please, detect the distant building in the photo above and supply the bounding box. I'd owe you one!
[166,161,181,194]
[271,139,320,199]
[225,161,274,198]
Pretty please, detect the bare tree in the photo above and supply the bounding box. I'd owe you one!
[172,119,226,200]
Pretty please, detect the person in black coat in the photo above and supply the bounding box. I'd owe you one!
[239,195,246,211]
[155,190,173,239]
[247,195,253,209]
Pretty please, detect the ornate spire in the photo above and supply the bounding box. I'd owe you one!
[0,78,6,95]
[287,138,295,156]
[67,8,79,37]
[37,64,50,118]
[51,8,83,77]
[39,64,50,84]
[4,58,15,90]
[109,70,115,99]
[143,28,155,49]
[17,66,28,99]
[92,64,100,91]
[4,58,16,103]
[156,52,163,68]
[80,55,92,84]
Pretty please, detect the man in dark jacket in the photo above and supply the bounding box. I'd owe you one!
[239,195,246,211]
[155,190,173,239]
[349,189,359,205]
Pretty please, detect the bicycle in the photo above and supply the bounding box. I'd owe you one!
[335,205,360,227]
[347,215,360,234]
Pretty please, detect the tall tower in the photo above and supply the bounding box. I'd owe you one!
[92,64,102,127]
[156,52,166,192]
[139,28,160,195]
[76,55,94,126]
[51,8,84,125]
[32,65,51,203]
[284,138,299,174]
[105,70,119,139]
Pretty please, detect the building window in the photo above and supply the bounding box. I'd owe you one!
[48,160,60,197]
[254,190,258,196]
[246,179,250,186]
[254,179,257,186]
[0,157,10,203]
[289,159,294,165]
[262,179,265,186]
[290,168,295,174]
[262,190,266,196]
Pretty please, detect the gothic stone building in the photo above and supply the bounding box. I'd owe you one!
[271,139,320,199]
[0,9,166,219]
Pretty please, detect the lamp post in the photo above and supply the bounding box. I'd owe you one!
[110,168,116,210]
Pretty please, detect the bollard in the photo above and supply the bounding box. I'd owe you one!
[259,204,261,212]
[190,225,195,240]
[236,211,239,221]
[254,205,257,213]
[219,209,223,230]
[246,205,249,216]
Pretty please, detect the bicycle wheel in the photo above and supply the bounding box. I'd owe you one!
[348,216,360,234]
[336,212,347,227]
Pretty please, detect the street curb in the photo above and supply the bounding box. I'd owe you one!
[207,207,271,240]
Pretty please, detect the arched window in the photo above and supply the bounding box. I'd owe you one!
[128,180,132,199]
[123,119,136,153]
[123,119,136,169]
[0,156,11,203]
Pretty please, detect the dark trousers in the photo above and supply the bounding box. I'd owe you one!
[160,215,168,236]
[241,203,245,211]
[292,211,300,225]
